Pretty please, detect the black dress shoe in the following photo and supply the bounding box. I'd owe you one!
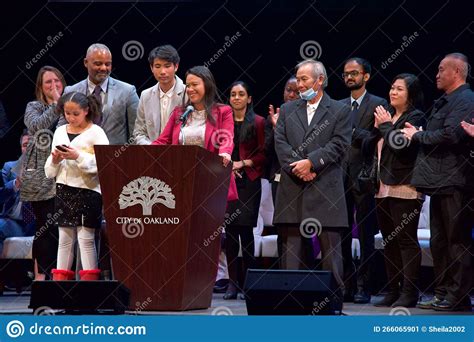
[373,293,399,307]
[223,290,237,300]
[213,279,229,293]
[417,296,443,309]
[391,293,418,308]
[432,299,472,312]
[354,290,371,304]
[223,283,238,300]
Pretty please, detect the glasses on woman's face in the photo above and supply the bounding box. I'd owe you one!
[342,70,363,79]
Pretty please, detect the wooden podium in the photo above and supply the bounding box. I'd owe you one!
[95,145,231,311]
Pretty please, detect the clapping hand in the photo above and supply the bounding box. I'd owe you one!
[374,105,391,128]
[268,104,280,128]
[461,118,474,138]
[401,122,422,140]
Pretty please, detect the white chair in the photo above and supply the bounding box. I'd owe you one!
[1,236,34,259]
[257,180,360,260]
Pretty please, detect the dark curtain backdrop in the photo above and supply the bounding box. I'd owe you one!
[1,0,472,164]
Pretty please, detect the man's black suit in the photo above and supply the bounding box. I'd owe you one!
[340,92,387,299]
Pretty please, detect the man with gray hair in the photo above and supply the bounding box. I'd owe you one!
[62,43,139,144]
[403,52,473,311]
[274,59,351,308]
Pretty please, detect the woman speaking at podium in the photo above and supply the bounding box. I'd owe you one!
[152,65,237,202]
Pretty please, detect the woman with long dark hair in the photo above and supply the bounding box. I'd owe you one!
[152,66,237,200]
[365,73,425,307]
[223,81,266,300]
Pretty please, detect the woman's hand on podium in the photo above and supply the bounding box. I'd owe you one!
[219,153,232,167]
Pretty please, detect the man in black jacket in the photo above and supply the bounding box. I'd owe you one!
[340,58,387,303]
[403,52,473,311]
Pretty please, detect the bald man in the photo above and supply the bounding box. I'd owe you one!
[61,43,139,144]
[403,53,474,312]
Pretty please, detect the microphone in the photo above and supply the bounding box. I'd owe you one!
[180,105,194,127]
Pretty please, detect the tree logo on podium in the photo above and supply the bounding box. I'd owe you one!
[118,176,175,215]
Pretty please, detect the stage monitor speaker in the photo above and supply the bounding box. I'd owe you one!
[29,280,130,314]
[244,269,342,315]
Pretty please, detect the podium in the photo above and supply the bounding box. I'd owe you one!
[94,145,231,311]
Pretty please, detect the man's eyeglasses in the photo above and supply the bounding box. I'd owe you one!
[342,71,364,79]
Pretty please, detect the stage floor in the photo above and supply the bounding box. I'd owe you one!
[0,291,472,315]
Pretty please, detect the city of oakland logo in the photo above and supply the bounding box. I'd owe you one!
[118,176,175,215]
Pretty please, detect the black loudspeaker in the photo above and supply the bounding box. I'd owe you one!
[244,269,342,315]
[29,281,130,314]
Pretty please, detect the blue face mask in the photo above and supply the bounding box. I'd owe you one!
[299,81,319,101]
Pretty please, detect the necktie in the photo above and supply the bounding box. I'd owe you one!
[351,100,359,127]
[351,100,359,111]
[93,85,102,106]
[93,85,103,125]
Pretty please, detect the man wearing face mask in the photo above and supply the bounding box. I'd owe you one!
[340,58,387,304]
[274,60,352,305]
[60,43,139,144]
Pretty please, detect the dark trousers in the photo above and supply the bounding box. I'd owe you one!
[375,197,422,295]
[277,225,344,294]
[430,191,472,304]
[31,198,58,278]
[95,222,111,277]
[271,180,278,207]
[342,177,377,293]
[225,224,255,290]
